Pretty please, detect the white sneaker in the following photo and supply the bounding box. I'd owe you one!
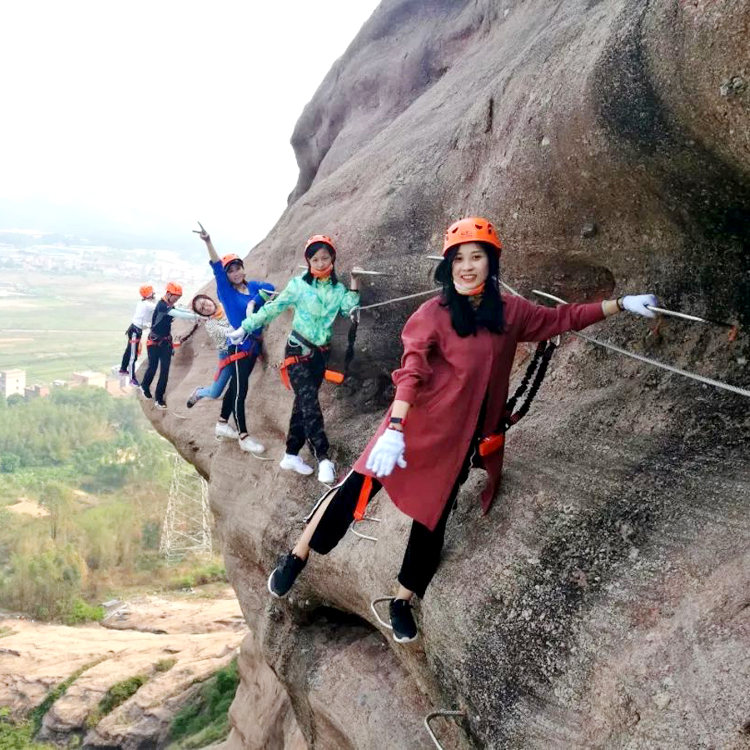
[238,435,265,454]
[279,453,314,476]
[317,459,335,485]
[215,422,239,441]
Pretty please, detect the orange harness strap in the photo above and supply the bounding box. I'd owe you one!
[279,356,345,390]
[215,350,251,381]
[353,476,373,522]
[478,432,505,457]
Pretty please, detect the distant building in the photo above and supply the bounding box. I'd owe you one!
[24,384,50,400]
[52,379,67,387]
[0,369,26,398]
[71,371,107,389]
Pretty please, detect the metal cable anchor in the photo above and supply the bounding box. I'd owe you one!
[424,710,466,749]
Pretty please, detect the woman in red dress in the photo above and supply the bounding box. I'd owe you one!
[267,217,657,643]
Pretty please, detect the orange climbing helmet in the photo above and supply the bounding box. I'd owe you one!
[165,281,183,297]
[304,234,336,255]
[442,217,502,256]
[221,254,243,269]
[139,284,154,299]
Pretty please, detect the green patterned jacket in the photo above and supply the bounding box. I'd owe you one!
[240,275,359,347]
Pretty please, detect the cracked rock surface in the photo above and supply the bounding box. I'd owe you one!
[149,1,750,747]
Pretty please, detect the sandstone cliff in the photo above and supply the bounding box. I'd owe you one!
[148,1,750,747]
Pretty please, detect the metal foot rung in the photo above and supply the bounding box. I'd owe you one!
[348,516,381,542]
[424,710,466,750]
[370,596,393,630]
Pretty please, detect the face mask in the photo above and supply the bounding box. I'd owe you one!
[453,280,486,296]
[309,264,333,279]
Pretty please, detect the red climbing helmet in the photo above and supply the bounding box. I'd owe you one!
[221,254,243,269]
[165,281,183,296]
[139,284,154,299]
[304,235,336,254]
[442,217,502,256]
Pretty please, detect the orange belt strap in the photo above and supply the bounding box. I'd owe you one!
[353,476,373,522]
[215,350,251,380]
[478,433,505,457]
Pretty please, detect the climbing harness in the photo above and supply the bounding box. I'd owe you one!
[279,330,343,389]
[146,333,172,348]
[531,290,750,400]
[424,710,466,750]
[217,349,254,381]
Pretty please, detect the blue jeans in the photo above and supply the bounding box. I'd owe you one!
[195,352,232,400]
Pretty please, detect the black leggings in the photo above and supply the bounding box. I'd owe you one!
[141,342,171,402]
[220,349,257,435]
[120,325,142,378]
[286,343,328,459]
[308,470,461,598]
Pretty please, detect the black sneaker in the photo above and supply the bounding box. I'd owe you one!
[140,387,152,400]
[186,387,201,408]
[389,598,418,643]
[155,400,167,410]
[267,552,306,598]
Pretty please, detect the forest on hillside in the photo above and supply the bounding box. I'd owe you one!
[0,388,223,623]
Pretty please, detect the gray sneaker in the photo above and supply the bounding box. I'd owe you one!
[186,387,201,408]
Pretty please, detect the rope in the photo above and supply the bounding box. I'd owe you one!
[353,287,440,314]
[531,289,750,400]
[571,331,750,399]
[347,275,748,401]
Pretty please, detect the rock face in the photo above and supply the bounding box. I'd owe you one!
[0,590,246,749]
[149,1,750,748]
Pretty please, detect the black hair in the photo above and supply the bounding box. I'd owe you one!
[303,241,339,286]
[434,243,504,337]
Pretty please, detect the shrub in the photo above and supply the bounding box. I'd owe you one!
[169,659,239,747]
[97,674,148,717]
[154,658,177,673]
[30,661,100,735]
[0,453,20,473]
[63,598,105,626]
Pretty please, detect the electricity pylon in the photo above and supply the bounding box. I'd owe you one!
[159,455,212,563]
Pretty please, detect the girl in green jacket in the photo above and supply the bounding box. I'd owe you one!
[230,235,361,484]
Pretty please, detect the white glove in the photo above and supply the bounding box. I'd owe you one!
[365,428,407,478]
[622,294,658,319]
[227,327,246,344]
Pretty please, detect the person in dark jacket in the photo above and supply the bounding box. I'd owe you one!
[140,282,200,408]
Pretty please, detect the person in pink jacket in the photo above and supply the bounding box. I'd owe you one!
[267,217,658,643]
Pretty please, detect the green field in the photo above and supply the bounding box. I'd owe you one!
[0,272,137,383]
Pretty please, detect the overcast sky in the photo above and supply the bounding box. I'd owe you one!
[0,1,380,248]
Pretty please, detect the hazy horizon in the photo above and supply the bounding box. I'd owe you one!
[0,1,381,255]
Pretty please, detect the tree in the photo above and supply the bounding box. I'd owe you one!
[0,453,21,473]
[40,481,74,542]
